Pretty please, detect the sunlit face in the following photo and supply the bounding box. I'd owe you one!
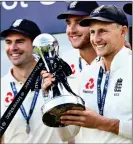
[5,32,34,67]
[66,15,91,49]
[90,21,124,57]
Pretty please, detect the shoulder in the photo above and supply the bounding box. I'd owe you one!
[1,74,9,81]
[61,49,79,59]
[80,61,101,77]
[1,69,13,82]
[122,48,132,65]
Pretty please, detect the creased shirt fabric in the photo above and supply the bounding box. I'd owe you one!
[61,49,99,95]
[1,69,66,143]
[59,47,132,143]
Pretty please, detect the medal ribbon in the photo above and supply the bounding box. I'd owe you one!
[97,66,110,115]
[10,82,40,133]
[79,57,82,72]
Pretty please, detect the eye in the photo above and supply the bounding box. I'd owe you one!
[99,29,107,33]
[5,40,11,44]
[76,20,81,25]
[90,30,95,34]
[66,19,70,26]
[17,40,25,44]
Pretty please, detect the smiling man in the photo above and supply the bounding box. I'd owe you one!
[57,1,99,92]
[0,19,65,143]
[60,5,132,143]
[41,5,132,143]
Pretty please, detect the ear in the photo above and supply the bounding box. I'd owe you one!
[121,25,128,36]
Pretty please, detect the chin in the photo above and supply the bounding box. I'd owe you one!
[72,43,83,49]
[12,62,22,66]
[72,44,79,49]
[96,50,106,57]
[73,47,80,49]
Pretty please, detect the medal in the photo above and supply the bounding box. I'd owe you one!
[10,82,40,135]
[26,123,30,134]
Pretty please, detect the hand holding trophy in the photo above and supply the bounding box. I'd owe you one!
[33,33,85,127]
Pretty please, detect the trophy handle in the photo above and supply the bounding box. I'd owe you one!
[38,48,64,98]
[32,33,85,127]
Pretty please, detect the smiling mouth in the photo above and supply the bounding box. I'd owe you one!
[11,54,21,58]
[70,35,81,40]
[72,36,79,40]
[96,45,105,49]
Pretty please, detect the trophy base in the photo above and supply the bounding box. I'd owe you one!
[41,95,85,127]
[42,103,85,127]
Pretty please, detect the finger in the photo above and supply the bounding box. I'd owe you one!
[40,70,47,75]
[60,115,80,121]
[41,72,54,79]
[42,80,53,92]
[43,77,55,83]
[71,106,85,110]
[65,109,86,116]
[61,120,83,127]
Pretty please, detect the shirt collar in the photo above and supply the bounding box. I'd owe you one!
[8,68,23,84]
[100,47,132,72]
[110,47,132,72]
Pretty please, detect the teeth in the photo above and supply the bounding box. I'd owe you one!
[72,36,78,40]
[96,45,105,48]
[12,54,20,57]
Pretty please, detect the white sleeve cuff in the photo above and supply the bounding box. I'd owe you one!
[119,120,132,139]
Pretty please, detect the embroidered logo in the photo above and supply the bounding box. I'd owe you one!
[12,19,23,27]
[114,78,123,96]
[69,1,78,9]
[83,78,94,94]
[93,5,104,14]
[71,64,76,75]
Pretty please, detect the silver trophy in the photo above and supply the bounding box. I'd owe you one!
[33,33,85,127]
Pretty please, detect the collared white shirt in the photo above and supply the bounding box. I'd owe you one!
[1,69,66,143]
[78,47,132,143]
[61,49,99,94]
[58,47,132,143]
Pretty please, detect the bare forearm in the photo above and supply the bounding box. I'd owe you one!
[0,136,4,144]
[97,116,120,134]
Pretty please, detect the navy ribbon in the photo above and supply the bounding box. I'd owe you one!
[97,66,110,115]
[79,57,82,72]
[10,82,40,125]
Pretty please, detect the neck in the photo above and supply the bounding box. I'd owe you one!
[102,45,123,71]
[103,58,112,72]
[12,60,37,83]
[102,54,115,71]
[79,45,97,65]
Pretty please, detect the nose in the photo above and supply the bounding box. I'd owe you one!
[66,23,77,34]
[9,43,18,50]
[91,33,102,44]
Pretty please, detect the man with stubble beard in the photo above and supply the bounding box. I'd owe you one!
[0,19,67,144]
[56,1,99,95]
[41,5,132,143]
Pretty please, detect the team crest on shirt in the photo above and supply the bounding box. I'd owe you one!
[82,78,94,94]
[5,92,15,106]
[114,78,123,96]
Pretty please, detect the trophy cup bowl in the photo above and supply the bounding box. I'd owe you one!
[41,95,85,127]
[33,33,85,127]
